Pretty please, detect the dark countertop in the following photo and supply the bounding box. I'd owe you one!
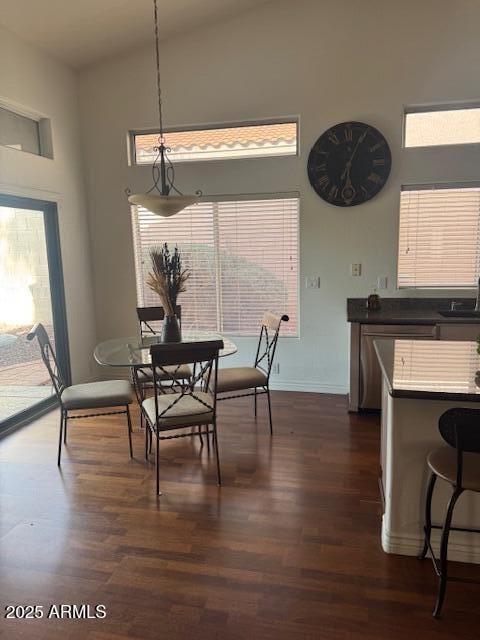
[374,338,480,402]
[347,297,480,325]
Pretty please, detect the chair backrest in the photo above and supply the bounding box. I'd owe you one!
[136,305,182,337]
[27,323,66,401]
[254,312,289,379]
[439,408,480,487]
[149,340,223,426]
[439,408,480,453]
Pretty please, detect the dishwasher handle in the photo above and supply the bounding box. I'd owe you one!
[362,332,435,338]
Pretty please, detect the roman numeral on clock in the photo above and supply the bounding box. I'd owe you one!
[367,172,382,184]
[328,185,339,201]
[316,175,329,190]
[369,141,384,153]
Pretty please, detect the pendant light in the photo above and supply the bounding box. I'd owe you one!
[126,0,200,217]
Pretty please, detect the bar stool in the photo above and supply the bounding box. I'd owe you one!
[418,407,480,617]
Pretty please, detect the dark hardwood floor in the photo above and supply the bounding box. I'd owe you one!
[0,392,479,639]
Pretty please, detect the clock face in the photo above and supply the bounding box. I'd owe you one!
[307,121,391,207]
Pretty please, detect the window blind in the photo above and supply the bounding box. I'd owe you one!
[397,185,480,288]
[393,340,478,394]
[131,197,299,336]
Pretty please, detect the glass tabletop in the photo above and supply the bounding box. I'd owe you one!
[94,330,237,368]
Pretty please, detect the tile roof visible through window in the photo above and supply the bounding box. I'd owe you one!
[133,122,297,163]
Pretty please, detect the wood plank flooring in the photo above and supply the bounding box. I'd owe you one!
[0,392,479,639]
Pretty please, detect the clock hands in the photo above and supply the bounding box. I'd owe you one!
[340,128,369,204]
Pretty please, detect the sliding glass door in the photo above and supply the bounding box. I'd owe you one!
[0,194,70,432]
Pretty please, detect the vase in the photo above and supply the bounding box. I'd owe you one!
[161,314,181,342]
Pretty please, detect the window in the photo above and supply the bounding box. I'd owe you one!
[132,120,298,164]
[0,105,53,158]
[397,184,480,288]
[404,105,480,148]
[0,106,41,155]
[131,196,299,336]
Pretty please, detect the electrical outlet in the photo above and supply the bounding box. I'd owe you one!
[305,276,321,289]
[377,276,388,290]
[273,363,280,374]
[350,263,362,277]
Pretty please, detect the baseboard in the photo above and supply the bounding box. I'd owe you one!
[268,379,348,394]
[93,368,348,396]
[382,527,480,565]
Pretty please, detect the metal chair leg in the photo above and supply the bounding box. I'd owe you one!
[213,419,221,486]
[433,487,463,618]
[419,473,437,560]
[266,387,273,435]
[126,405,133,458]
[198,425,204,447]
[156,428,161,495]
[63,409,68,444]
[57,410,65,466]
[144,418,149,460]
[254,389,257,417]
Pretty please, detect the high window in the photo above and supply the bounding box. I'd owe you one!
[0,105,53,158]
[131,120,298,164]
[131,196,299,336]
[404,105,480,148]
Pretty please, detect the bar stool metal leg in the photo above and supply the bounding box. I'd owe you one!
[433,486,463,618]
[419,473,437,560]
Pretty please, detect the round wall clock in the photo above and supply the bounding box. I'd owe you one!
[307,121,391,207]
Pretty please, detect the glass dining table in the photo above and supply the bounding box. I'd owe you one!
[94,330,237,369]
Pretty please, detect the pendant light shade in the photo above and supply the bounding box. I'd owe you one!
[128,193,198,217]
[126,0,200,217]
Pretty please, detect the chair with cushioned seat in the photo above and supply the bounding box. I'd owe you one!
[27,323,133,464]
[214,312,288,434]
[418,407,480,617]
[133,306,191,403]
[141,339,223,495]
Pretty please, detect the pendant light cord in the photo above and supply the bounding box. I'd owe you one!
[153,0,164,139]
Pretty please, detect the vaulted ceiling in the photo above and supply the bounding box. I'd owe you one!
[0,0,271,68]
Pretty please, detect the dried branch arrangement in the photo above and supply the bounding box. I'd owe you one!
[146,243,190,316]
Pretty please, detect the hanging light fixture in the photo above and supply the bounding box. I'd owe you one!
[126,0,200,217]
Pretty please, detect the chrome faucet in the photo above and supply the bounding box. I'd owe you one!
[476,277,480,311]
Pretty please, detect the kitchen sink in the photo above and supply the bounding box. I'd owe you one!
[438,310,480,317]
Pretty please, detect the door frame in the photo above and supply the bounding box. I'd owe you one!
[0,193,71,434]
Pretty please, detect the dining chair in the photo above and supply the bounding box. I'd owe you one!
[133,305,191,402]
[27,323,134,465]
[214,311,289,434]
[418,407,480,617]
[141,339,223,495]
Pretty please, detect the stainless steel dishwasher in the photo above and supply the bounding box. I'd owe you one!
[360,324,438,410]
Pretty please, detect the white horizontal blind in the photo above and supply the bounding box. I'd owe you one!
[397,186,480,288]
[131,197,299,336]
[393,340,478,394]
[131,202,217,331]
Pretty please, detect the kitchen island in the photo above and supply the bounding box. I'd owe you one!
[347,297,480,411]
[374,338,480,564]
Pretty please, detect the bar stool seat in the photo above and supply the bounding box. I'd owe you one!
[428,447,480,491]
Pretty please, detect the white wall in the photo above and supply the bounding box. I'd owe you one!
[78,0,480,393]
[0,26,97,383]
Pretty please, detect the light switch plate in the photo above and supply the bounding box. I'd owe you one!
[350,263,362,277]
[377,276,388,290]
